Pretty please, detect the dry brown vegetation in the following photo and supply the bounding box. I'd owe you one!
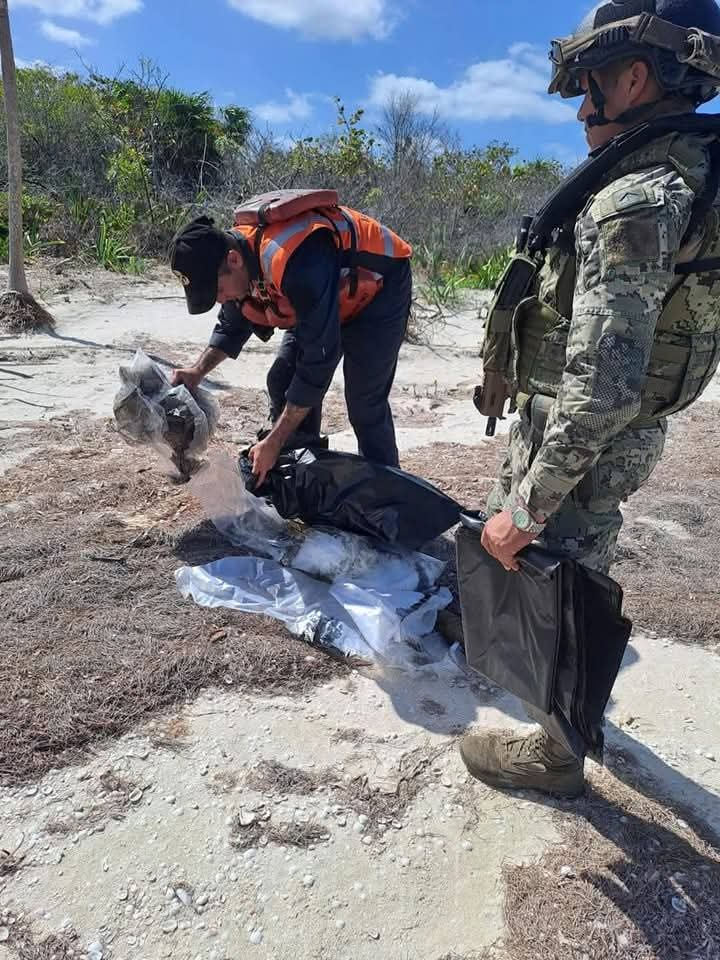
[0,290,54,334]
[0,412,349,786]
[245,759,325,797]
[229,814,328,851]
[43,768,142,836]
[0,915,79,960]
[0,839,26,879]
[243,746,448,837]
[497,756,720,960]
[615,404,720,649]
[402,439,504,513]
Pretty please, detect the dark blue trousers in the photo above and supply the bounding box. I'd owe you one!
[266,260,412,467]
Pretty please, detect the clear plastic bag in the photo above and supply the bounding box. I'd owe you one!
[189,451,290,560]
[180,453,454,667]
[113,350,219,477]
[190,452,446,588]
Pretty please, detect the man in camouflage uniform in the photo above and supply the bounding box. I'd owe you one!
[460,0,720,797]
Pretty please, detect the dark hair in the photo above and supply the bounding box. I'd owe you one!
[217,232,240,276]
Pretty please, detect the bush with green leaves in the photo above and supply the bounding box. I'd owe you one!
[0,65,565,279]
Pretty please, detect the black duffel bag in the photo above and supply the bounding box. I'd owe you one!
[242,448,462,550]
[456,512,632,761]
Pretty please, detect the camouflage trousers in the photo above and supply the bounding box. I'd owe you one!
[487,405,667,576]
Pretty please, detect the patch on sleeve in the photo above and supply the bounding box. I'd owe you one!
[599,211,662,270]
[611,184,655,212]
[591,183,660,222]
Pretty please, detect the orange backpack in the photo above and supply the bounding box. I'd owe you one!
[232,189,340,226]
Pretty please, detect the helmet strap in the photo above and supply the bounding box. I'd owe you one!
[585,71,612,127]
[585,70,669,128]
[612,99,673,126]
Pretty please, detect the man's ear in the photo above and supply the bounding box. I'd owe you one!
[227,248,243,269]
[627,59,652,102]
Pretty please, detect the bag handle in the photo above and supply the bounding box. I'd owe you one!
[459,510,488,533]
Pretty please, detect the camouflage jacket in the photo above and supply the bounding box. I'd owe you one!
[514,126,720,520]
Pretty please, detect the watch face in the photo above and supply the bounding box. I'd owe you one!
[513,507,531,530]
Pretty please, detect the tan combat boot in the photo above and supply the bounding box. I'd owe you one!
[459,727,585,798]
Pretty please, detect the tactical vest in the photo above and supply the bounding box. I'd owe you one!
[231,206,412,330]
[479,115,720,432]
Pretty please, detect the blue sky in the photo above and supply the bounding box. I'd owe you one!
[9,0,589,166]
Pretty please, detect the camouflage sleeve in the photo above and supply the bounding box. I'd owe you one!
[517,168,695,520]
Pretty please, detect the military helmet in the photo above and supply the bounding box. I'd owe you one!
[549,0,720,105]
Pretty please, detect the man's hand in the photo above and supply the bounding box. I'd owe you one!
[171,367,203,392]
[481,510,537,572]
[249,402,312,486]
[171,347,229,392]
[249,434,283,487]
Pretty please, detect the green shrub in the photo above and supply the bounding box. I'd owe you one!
[0,193,61,262]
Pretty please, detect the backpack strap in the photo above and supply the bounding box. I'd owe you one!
[527,114,720,255]
[337,208,359,296]
[253,225,267,293]
[316,207,360,296]
[681,140,720,245]
[671,139,720,279]
[251,200,275,282]
[675,255,720,275]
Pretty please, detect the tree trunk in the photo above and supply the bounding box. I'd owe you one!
[0,0,28,294]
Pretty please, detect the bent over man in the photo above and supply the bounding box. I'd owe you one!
[169,192,412,483]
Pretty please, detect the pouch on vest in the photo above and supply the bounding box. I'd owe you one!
[456,515,631,761]
[475,254,538,428]
[339,268,384,322]
[242,448,462,551]
[233,189,340,227]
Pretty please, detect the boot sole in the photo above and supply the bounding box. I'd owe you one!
[459,743,585,799]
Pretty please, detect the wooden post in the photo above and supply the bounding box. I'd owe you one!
[0,0,29,294]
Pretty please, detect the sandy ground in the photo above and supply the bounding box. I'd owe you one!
[1,266,719,960]
[0,264,496,465]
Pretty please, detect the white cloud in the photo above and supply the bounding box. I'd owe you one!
[41,19,93,46]
[12,0,142,25]
[227,0,394,41]
[369,44,575,125]
[253,89,313,125]
[508,41,551,74]
[15,56,53,68]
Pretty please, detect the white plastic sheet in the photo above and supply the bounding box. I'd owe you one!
[175,556,453,668]
[178,452,454,669]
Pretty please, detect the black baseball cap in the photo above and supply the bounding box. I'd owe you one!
[169,215,230,315]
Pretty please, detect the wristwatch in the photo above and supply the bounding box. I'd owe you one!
[510,499,546,535]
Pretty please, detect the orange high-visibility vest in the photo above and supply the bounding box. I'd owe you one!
[231,205,412,329]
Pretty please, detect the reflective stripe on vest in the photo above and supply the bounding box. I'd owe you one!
[259,213,352,280]
[232,205,411,330]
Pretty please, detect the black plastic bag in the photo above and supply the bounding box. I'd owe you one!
[242,448,462,550]
[456,514,631,761]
